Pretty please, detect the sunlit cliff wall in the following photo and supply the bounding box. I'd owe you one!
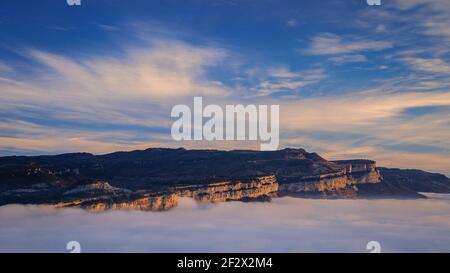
[84,194,179,212]
[279,161,381,193]
[175,175,278,202]
[55,176,279,211]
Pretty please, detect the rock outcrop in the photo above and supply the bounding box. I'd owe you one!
[82,194,178,212]
[175,175,278,202]
[278,160,382,198]
[51,175,278,211]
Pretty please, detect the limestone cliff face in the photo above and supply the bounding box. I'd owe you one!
[279,175,352,193]
[49,166,380,209]
[349,168,381,184]
[84,194,178,212]
[53,176,278,211]
[279,160,381,194]
[55,193,178,212]
[175,175,278,202]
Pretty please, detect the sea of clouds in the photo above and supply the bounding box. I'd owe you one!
[0,195,449,252]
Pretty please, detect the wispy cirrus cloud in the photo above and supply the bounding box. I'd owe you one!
[328,54,367,65]
[254,68,327,97]
[286,19,297,27]
[402,57,450,74]
[0,37,233,155]
[393,0,450,42]
[275,71,450,174]
[97,24,120,31]
[28,39,228,99]
[301,33,392,56]
[0,38,231,132]
[0,62,13,72]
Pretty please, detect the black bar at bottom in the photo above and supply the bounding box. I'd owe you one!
[1,253,447,272]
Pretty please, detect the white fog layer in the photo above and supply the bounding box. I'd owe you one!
[1,195,450,252]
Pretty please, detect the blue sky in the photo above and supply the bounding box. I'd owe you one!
[0,0,450,174]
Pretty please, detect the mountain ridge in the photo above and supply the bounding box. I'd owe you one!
[1,147,449,209]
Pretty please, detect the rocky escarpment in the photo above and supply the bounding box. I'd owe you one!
[355,167,450,198]
[50,175,278,211]
[60,193,179,212]
[0,147,341,207]
[278,160,382,198]
[1,147,449,209]
[377,168,450,193]
[175,175,278,202]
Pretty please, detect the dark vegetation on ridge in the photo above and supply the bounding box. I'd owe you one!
[0,148,339,191]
